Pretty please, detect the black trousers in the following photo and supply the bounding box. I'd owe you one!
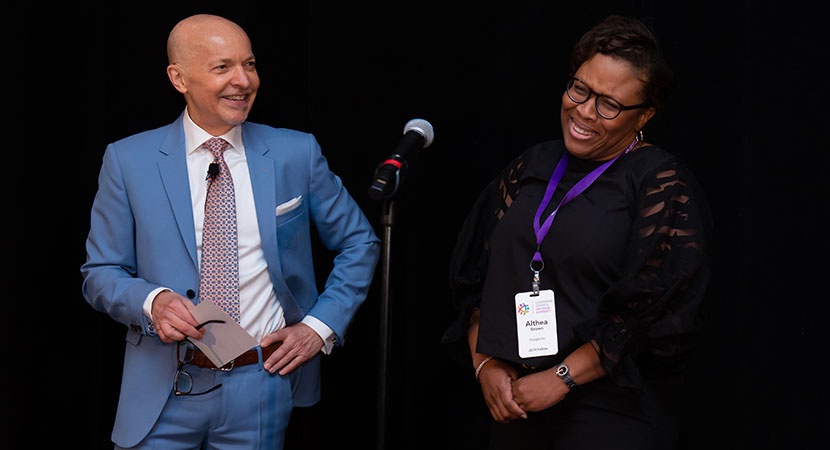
[488,376,687,450]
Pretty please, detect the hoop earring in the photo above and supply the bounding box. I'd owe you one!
[636,130,645,143]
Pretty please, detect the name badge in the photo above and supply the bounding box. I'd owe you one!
[515,290,558,358]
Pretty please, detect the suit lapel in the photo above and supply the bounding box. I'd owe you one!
[157,117,200,268]
[242,125,303,324]
[245,143,278,259]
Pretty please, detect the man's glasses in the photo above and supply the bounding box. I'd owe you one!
[565,77,649,120]
[195,319,225,330]
[174,326,224,396]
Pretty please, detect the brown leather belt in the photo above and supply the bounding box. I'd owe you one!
[189,342,281,370]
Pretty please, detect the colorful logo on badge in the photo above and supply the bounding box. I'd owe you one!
[517,303,530,315]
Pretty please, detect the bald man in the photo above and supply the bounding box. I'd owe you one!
[82,14,380,449]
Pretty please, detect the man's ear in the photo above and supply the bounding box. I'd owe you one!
[167,64,187,94]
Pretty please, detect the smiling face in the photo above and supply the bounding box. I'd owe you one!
[560,53,656,161]
[166,15,260,136]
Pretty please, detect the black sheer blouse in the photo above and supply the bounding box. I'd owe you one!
[443,140,712,389]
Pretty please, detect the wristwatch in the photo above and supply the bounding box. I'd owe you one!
[554,363,577,390]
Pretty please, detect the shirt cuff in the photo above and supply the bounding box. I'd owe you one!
[301,315,335,354]
[143,287,170,333]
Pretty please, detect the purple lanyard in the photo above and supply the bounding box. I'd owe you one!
[529,140,637,292]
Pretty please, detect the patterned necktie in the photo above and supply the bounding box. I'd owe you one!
[199,137,240,322]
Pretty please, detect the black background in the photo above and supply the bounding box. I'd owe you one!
[15,1,825,449]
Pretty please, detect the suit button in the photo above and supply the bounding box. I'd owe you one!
[187,289,196,299]
[130,324,141,332]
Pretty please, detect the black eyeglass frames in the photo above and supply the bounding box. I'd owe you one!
[174,339,223,396]
[565,77,649,120]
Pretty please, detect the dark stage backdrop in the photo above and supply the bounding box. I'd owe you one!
[21,1,824,449]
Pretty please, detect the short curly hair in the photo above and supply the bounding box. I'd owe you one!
[570,15,675,111]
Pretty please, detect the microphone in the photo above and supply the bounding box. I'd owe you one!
[368,118,435,200]
[206,163,220,181]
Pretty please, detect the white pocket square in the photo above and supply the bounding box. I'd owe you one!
[276,195,302,215]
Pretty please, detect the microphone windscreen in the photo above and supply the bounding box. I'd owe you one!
[403,118,434,148]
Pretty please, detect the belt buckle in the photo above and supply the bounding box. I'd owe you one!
[213,359,235,371]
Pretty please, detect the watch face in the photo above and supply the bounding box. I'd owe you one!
[555,363,576,389]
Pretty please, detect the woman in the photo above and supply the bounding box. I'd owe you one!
[443,15,712,449]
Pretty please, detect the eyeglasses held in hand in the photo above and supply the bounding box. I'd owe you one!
[174,325,225,396]
[566,77,649,120]
[195,319,225,330]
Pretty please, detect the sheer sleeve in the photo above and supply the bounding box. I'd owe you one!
[574,156,713,388]
[441,152,528,353]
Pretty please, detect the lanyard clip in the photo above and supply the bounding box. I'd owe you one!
[532,270,541,296]
[529,252,544,296]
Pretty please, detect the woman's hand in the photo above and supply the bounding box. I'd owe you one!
[511,369,567,412]
[478,358,528,422]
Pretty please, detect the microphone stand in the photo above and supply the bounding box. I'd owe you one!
[371,118,432,450]
[376,197,394,450]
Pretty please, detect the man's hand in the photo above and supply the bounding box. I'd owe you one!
[150,290,204,343]
[261,323,324,375]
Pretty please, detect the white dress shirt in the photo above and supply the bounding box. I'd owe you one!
[144,108,333,352]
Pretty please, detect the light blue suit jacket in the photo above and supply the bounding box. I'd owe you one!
[81,113,381,447]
